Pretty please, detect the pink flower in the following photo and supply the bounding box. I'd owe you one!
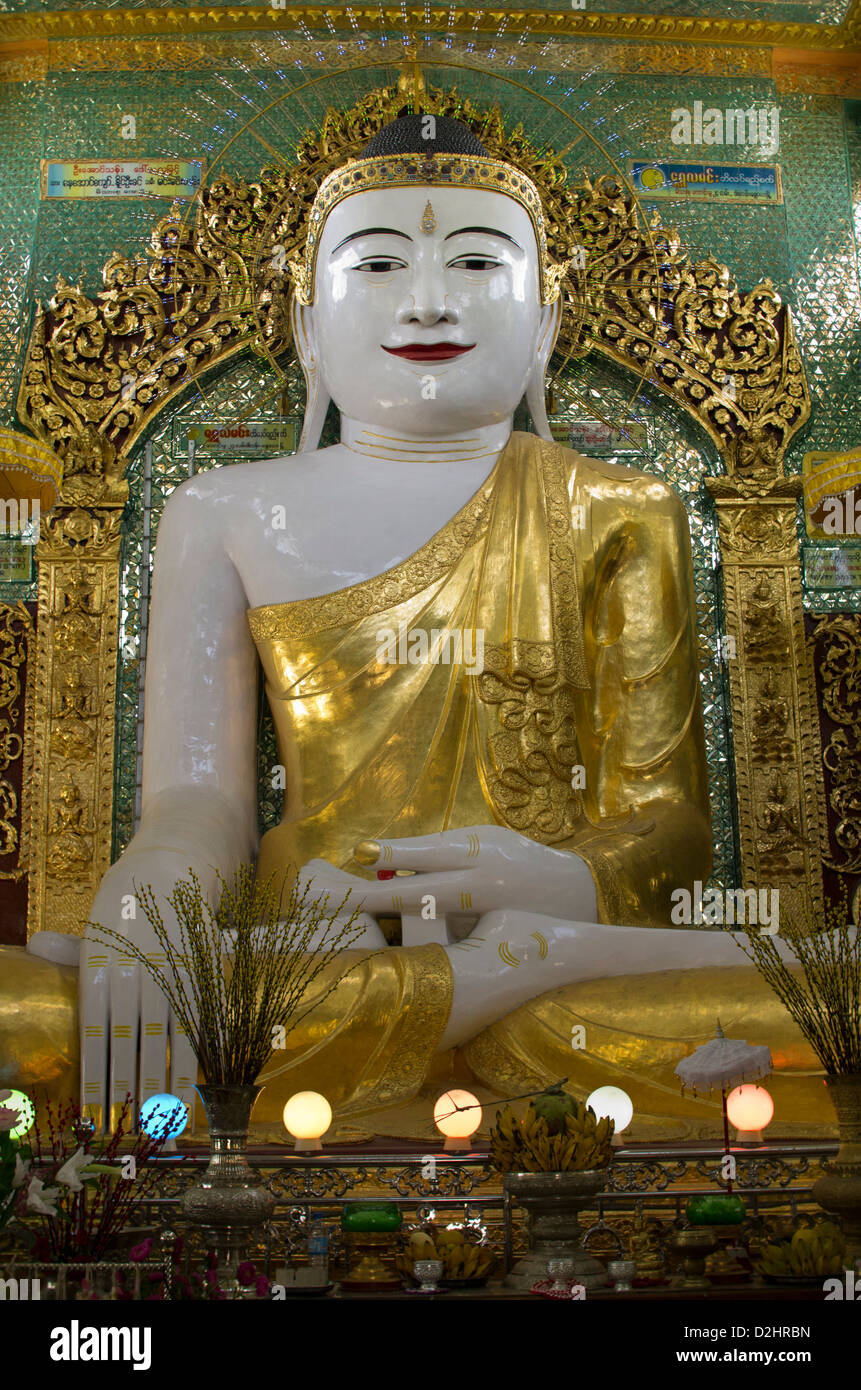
[255,1274,270,1298]
[129,1237,153,1262]
[0,1106,20,1132]
[237,1261,255,1286]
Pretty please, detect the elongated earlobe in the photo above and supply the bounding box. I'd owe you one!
[526,298,563,442]
[291,297,332,453]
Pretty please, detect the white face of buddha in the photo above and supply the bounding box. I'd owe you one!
[298,185,558,436]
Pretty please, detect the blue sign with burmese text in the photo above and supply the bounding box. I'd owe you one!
[627,160,781,204]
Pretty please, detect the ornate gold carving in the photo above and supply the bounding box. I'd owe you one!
[809,615,861,875]
[0,603,34,881]
[705,473,826,921]
[0,7,855,52]
[559,196,810,475]
[477,666,582,843]
[28,488,126,937]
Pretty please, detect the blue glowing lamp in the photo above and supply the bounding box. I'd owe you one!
[139,1093,188,1139]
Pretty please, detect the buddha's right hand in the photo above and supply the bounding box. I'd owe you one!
[294,859,388,949]
[80,850,202,1134]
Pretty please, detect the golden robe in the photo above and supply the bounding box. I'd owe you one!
[244,433,828,1138]
[0,433,830,1138]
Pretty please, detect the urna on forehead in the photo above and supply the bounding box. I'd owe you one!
[318,181,537,255]
[292,110,565,306]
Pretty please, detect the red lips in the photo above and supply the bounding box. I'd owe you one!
[383,343,475,362]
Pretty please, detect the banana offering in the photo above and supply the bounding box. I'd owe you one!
[401,1227,495,1282]
[755,1222,845,1279]
[489,1091,615,1174]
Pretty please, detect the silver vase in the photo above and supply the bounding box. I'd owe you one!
[504,1170,608,1290]
[180,1084,275,1296]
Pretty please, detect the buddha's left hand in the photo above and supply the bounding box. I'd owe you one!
[348,825,599,923]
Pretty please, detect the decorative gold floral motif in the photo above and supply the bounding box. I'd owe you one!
[476,667,582,843]
[0,603,34,881]
[706,473,827,921]
[810,615,861,874]
[28,500,126,936]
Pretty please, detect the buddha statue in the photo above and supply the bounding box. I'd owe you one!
[1,113,831,1139]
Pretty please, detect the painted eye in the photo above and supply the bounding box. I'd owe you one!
[354,258,407,273]
[448,256,503,271]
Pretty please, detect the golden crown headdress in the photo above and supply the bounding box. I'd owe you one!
[288,115,571,308]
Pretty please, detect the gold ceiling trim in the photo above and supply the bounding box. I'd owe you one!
[0,6,858,54]
[0,35,778,81]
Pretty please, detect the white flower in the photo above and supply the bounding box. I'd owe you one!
[55,1146,92,1194]
[26,1176,60,1217]
[12,1153,30,1189]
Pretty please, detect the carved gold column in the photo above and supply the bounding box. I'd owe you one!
[706,470,827,924]
[0,601,35,886]
[27,435,127,938]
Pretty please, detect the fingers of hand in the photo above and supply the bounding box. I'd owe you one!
[354,869,475,916]
[352,829,482,873]
[138,975,169,1107]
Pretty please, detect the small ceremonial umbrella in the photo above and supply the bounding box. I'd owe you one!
[675,1023,773,1191]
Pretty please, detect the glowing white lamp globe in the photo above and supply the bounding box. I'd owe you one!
[727,1084,774,1144]
[283,1092,332,1152]
[433,1090,483,1152]
[140,1093,188,1140]
[2,1090,35,1141]
[586,1086,633,1147]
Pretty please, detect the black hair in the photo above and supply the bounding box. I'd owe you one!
[360,112,490,159]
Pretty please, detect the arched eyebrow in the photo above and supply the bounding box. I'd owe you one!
[331,228,413,253]
[444,226,523,248]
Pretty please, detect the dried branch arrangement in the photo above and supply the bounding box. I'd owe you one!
[732,891,861,1075]
[91,864,366,1086]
